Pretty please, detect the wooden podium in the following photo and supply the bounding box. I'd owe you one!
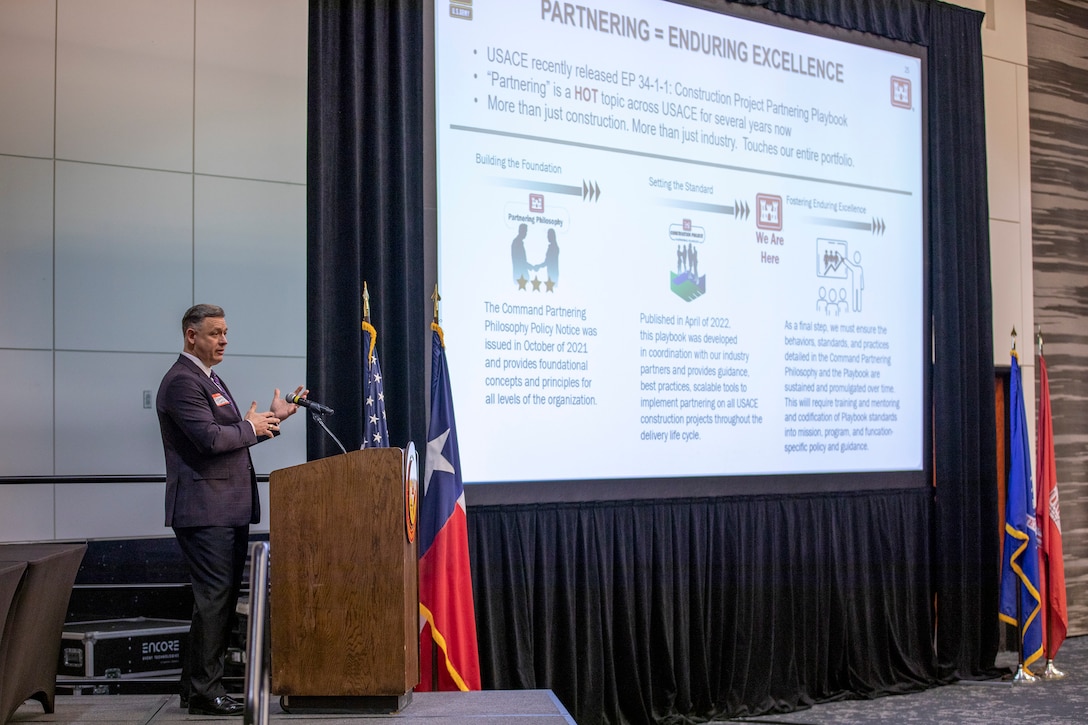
[269,445,419,713]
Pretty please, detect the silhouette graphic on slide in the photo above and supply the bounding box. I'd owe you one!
[537,228,560,285]
[842,251,865,312]
[511,223,530,286]
[513,225,561,292]
[671,240,706,302]
[815,239,866,314]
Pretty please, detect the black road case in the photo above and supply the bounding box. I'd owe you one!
[57,617,189,679]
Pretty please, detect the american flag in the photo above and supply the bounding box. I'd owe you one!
[361,320,388,448]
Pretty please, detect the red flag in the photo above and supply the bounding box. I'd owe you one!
[1036,353,1068,659]
[417,323,480,691]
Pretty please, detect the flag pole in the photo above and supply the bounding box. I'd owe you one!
[1042,656,1065,680]
[1012,579,1036,682]
[430,283,440,691]
[1041,633,1066,680]
[362,281,375,363]
[1036,327,1067,680]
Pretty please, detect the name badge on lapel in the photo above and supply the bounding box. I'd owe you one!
[212,393,231,408]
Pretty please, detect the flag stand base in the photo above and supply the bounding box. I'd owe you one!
[1040,659,1065,679]
[1011,664,1037,683]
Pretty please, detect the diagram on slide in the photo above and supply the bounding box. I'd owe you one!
[507,194,566,292]
[816,238,865,314]
[669,218,706,302]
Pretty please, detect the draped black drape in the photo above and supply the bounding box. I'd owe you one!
[306,0,427,455]
[308,0,998,722]
[471,490,935,723]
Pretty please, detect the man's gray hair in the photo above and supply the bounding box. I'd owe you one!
[182,304,225,333]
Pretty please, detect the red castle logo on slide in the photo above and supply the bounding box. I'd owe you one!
[891,76,912,109]
[755,194,783,231]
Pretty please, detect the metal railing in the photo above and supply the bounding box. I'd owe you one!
[244,541,271,725]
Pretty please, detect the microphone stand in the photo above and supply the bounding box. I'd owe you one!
[311,410,347,455]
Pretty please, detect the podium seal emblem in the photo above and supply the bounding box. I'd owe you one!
[404,441,418,543]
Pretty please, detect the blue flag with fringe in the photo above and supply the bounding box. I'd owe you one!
[998,351,1043,671]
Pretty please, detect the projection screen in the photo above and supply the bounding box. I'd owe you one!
[431,0,928,500]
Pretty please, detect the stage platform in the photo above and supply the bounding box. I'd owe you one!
[9,690,577,724]
[13,636,1088,723]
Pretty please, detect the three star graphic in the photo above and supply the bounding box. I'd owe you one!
[515,276,556,292]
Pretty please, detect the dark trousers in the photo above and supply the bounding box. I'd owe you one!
[174,525,249,700]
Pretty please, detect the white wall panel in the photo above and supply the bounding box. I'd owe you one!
[55,0,193,171]
[990,219,1023,365]
[984,57,1020,222]
[0,0,56,158]
[195,0,307,184]
[51,351,306,478]
[54,351,175,476]
[981,0,1028,66]
[1016,65,1034,343]
[193,176,306,358]
[0,485,56,542]
[212,354,308,476]
[55,482,172,539]
[0,350,54,477]
[0,156,53,349]
[54,162,193,353]
[0,0,310,543]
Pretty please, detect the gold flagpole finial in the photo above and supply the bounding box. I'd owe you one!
[1037,326,1044,357]
[432,284,441,324]
[362,281,371,322]
[1011,326,1017,352]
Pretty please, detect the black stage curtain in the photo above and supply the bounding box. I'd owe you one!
[307,0,998,722]
[306,0,427,455]
[471,489,934,722]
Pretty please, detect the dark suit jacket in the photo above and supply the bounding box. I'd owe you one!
[157,355,262,528]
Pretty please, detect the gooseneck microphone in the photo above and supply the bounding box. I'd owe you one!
[286,392,334,416]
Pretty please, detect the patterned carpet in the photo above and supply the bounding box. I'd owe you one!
[732,636,1087,724]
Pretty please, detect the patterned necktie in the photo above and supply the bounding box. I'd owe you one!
[210,370,240,418]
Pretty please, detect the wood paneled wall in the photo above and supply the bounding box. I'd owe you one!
[1027,0,1088,637]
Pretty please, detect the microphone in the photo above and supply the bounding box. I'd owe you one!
[286,392,334,416]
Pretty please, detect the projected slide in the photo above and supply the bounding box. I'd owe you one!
[434,0,924,484]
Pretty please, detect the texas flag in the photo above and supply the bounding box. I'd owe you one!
[417,323,480,691]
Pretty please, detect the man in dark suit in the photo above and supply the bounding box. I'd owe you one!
[157,303,305,716]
